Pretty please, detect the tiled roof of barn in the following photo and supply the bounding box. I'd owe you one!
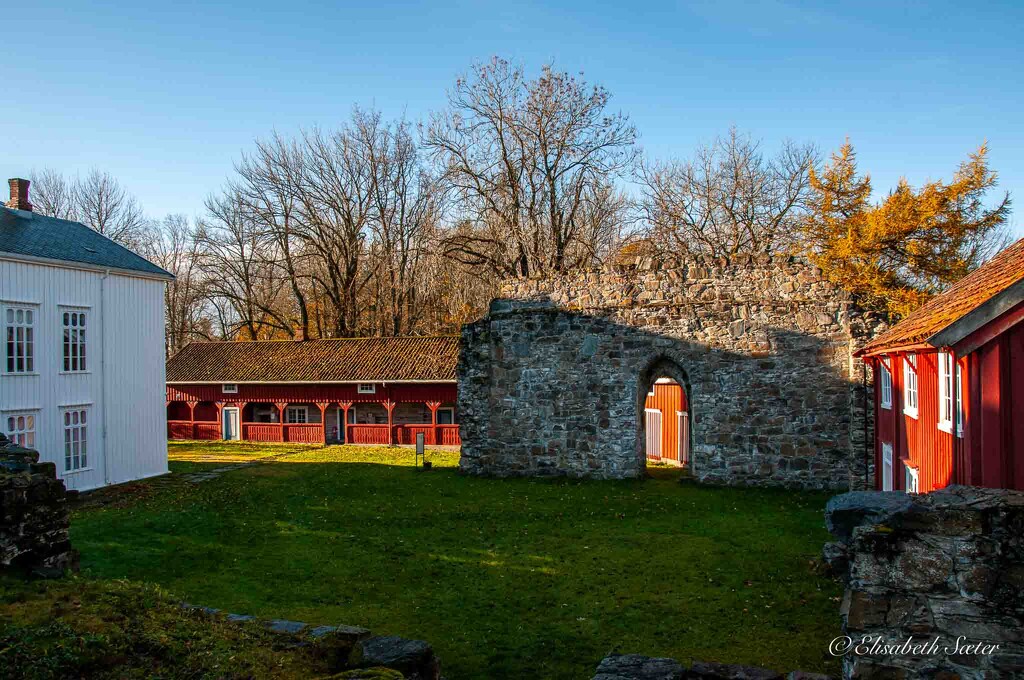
[0,205,172,278]
[858,237,1024,355]
[166,336,460,383]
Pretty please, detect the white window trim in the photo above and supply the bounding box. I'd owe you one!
[60,307,88,374]
[61,405,90,473]
[357,383,376,394]
[436,407,455,425]
[3,302,38,375]
[3,409,38,448]
[955,363,964,439]
[222,383,239,394]
[879,359,893,410]
[937,352,954,434]
[903,354,919,419]
[286,405,309,424]
[905,464,919,494]
[881,443,893,491]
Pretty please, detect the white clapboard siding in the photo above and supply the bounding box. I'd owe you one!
[0,257,168,491]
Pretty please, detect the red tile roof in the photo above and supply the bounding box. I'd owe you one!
[858,238,1024,355]
[167,336,459,383]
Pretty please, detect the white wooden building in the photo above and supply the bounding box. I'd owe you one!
[0,178,172,491]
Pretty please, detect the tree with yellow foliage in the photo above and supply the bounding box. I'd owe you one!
[801,141,1011,319]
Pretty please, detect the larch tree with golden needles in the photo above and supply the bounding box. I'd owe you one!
[802,141,1011,319]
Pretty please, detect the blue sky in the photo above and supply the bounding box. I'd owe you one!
[4,0,1022,235]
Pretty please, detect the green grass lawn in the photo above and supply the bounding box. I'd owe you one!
[71,443,842,679]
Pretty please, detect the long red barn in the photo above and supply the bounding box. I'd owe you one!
[856,238,1024,493]
[166,336,460,446]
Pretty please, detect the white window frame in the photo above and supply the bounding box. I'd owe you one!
[222,383,239,394]
[955,362,964,439]
[286,406,308,424]
[60,307,88,373]
[903,354,919,419]
[881,443,893,491]
[879,359,892,410]
[937,352,954,433]
[3,410,38,448]
[62,406,90,473]
[357,383,376,394]
[905,464,919,494]
[436,407,455,425]
[3,303,36,374]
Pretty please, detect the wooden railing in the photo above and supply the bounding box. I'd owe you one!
[170,419,460,446]
[347,424,390,444]
[437,425,461,446]
[167,420,221,440]
[284,424,323,443]
[244,424,282,442]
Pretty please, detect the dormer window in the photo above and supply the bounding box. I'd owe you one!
[222,384,238,394]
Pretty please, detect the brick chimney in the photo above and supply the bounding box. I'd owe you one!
[6,178,32,211]
[294,326,305,342]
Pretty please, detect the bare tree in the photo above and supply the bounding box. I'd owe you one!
[199,191,291,340]
[146,215,210,354]
[638,128,817,257]
[73,169,151,249]
[426,57,638,278]
[29,168,151,249]
[28,169,77,219]
[357,108,441,335]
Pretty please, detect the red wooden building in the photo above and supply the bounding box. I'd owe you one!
[856,238,1024,493]
[644,378,690,466]
[166,336,460,446]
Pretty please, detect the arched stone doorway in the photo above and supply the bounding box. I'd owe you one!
[636,356,693,474]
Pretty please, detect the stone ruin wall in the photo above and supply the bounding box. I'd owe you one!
[825,487,1024,678]
[0,434,79,576]
[458,255,885,490]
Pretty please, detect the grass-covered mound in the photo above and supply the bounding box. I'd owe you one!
[0,576,330,679]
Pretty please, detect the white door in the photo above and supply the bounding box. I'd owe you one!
[645,408,662,460]
[677,411,690,466]
[222,407,240,441]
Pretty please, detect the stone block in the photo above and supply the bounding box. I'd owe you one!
[592,653,684,679]
[349,635,441,680]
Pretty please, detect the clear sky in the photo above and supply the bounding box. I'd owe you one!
[4,0,1022,235]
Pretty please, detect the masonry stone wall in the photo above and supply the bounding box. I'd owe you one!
[0,434,79,575]
[825,487,1024,678]
[458,255,884,489]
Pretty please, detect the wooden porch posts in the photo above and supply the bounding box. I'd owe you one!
[316,402,330,444]
[383,400,396,446]
[275,402,288,442]
[339,401,352,444]
[426,401,441,446]
[187,400,198,439]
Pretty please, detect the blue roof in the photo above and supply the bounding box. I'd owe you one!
[0,206,172,278]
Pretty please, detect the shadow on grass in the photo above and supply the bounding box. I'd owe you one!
[71,448,841,680]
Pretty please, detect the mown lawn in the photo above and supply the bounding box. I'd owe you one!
[168,440,317,474]
[71,443,842,679]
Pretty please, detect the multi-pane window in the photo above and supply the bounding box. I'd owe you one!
[955,363,964,438]
[63,408,88,472]
[937,352,954,432]
[286,406,308,424]
[879,360,892,409]
[4,306,35,373]
[881,443,893,491]
[357,383,376,394]
[905,464,919,494]
[222,384,238,394]
[62,310,87,372]
[903,354,919,417]
[4,412,36,447]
